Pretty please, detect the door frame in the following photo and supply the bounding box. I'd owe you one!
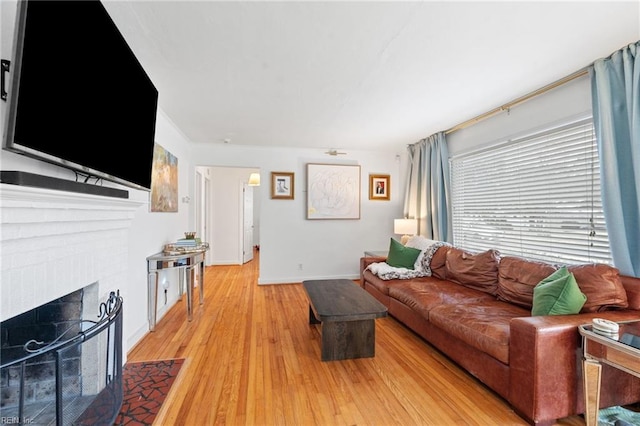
[241,182,254,263]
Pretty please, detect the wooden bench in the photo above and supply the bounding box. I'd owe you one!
[302,279,388,361]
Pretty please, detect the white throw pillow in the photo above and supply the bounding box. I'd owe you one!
[405,235,439,271]
[405,235,438,250]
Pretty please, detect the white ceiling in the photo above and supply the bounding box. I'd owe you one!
[103,1,640,152]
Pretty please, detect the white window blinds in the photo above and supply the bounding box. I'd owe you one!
[451,116,612,265]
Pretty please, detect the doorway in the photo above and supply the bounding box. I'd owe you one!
[196,166,260,265]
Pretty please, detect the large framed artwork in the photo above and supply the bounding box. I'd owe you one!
[306,163,361,220]
[150,143,178,212]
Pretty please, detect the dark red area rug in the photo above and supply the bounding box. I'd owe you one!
[114,358,184,425]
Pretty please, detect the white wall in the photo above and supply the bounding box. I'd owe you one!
[192,144,406,284]
[125,111,194,348]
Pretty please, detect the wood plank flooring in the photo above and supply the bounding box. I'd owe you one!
[127,250,584,425]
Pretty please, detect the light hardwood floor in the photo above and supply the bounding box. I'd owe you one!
[128,250,584,426]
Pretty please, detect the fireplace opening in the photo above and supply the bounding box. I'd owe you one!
[0,287,123,425]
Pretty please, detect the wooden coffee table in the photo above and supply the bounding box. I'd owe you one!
[302,279,388,361]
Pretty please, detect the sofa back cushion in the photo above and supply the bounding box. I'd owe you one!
[445,247,500,295]
[430,246,448,280]
[568,264,628,312]
[405,235,448,274]
[497,256,557,309]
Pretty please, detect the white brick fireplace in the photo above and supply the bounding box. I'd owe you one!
[0,184,143,321]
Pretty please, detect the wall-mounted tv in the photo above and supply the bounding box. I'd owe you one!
[3,0,158,192]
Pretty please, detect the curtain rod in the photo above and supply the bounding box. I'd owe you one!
[444,66,590,135]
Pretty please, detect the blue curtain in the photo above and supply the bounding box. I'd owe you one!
[403,132,452,242]
[591,41,640,277]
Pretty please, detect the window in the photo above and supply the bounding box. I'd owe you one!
[451,116,611,265]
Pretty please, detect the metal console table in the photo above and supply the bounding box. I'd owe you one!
[579,320,640,426]
[146,244,209,331]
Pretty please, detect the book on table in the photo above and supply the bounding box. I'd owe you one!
[175,237,201,245]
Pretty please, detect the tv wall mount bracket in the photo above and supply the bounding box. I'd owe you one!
[1,59,9,101]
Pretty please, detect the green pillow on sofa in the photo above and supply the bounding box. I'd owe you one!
[387,238,421,269]
[532,266,587,316]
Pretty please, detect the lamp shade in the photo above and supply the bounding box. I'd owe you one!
[248,172,260,186]
[394,218,417,236]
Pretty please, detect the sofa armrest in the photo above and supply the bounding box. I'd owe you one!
[360,256,387,287]
[509,311,640,423]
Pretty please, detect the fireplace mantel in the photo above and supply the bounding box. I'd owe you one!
[0,182,142,207]
[0,183,145,320]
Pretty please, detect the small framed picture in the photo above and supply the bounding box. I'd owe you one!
[271,172,294,199]
[369,174,390,201]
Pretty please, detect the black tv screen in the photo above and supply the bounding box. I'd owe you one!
[3,0,158,191]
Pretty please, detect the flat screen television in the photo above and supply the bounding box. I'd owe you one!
[3,0,158,192]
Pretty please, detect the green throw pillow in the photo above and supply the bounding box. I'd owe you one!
[386,238,421,269]
[532,266,587,316]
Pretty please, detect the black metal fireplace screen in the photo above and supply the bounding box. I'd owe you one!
[0,291,123,425]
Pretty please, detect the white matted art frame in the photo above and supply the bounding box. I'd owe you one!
[306,163,361,220]
[271,172,294,199]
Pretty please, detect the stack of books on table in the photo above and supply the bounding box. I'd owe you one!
[175,237,202,247]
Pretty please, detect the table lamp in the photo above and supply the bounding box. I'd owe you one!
[394,218,418,245]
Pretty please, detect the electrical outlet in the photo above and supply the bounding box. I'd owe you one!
[298,263,303,270]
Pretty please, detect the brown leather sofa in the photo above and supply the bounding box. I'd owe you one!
[360,245,640,426]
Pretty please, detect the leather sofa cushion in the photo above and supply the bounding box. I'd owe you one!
[429,301,529,365]
[445,247,500,295]
[497,256,557,309]
[430,246,448,279]
[569,264,628,312]
[622,275,640,310]
[362,270,398,296]
[388,279,494,319]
